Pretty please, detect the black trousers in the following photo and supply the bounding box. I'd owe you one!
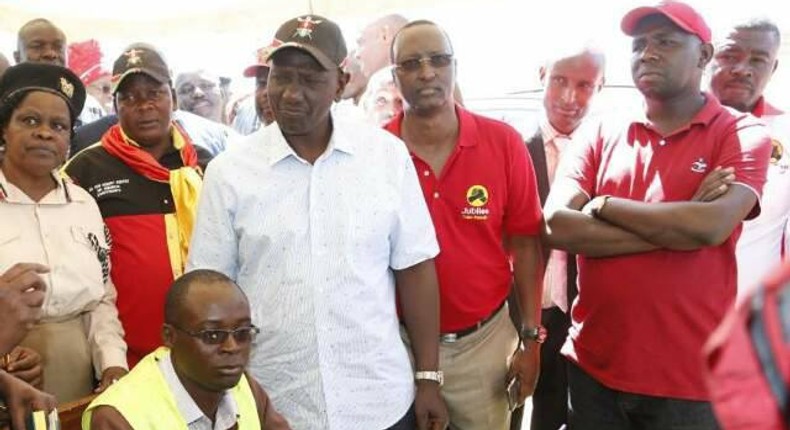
[386,403,417,430]
[529,306,572,430]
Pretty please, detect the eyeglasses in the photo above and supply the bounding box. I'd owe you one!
[173,325,260,345]
[395,54,454,73]
[116,88,170,107]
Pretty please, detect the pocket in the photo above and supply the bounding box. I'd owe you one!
[0,229,20,247]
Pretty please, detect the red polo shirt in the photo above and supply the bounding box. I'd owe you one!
[559,94,772,400]
[385,106,542,332]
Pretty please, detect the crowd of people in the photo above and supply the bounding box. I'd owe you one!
[1,1,790,429]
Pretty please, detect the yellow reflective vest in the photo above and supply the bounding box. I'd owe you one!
[82,347,260,430]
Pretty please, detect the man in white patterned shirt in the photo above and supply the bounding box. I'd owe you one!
[187,15,448,430]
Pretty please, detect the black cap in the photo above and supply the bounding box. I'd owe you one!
[111,43,171,93]
[0,62,86,122]
[268,15,348,70]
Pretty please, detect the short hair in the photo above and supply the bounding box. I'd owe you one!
[164,269,243,325]
[0,91,29,147]
[17,18,62,50]
[542,41,606,78]
[732,17,781,45]
[389,20,454,64]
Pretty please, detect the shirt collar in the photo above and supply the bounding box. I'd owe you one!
[267,114,356,166]
[158,351,239,429]
[0,168,87,204]
[751,97,784,118]
[539,115,576,143]
[631,92,721,136]
[385,104,476,147]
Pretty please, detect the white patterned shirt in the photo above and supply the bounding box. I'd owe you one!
[158,351,239,430]
[187,116,439,430]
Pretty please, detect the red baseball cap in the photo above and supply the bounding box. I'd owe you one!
[621,1,711,43]
[242,44,274,78]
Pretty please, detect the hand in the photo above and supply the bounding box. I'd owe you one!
[414,381,448,430]
[95,366,128,393]
[2,346,43,388]
[0,370,56,430]
[0,263,48,354]
[505,343,540,405]
[691,166,735,202]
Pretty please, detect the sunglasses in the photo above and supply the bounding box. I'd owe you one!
[395,53,454,73]
[173,325,260,345]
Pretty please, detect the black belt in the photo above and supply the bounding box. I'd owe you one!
[440,300,506,343]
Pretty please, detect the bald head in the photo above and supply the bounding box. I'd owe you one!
[356,14,408,78]
[15,18,67,66]
[164,270,248,327]
[0,53,10,79]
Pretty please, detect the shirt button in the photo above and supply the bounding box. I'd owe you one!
[433,192,440,199]
[659,140,666,146]
[164,198,170,204]
[423,170,430,176]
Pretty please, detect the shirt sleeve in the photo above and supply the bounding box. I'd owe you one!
[388,138,440,270]
[551,125,600,202]
[714,117,772,220]
[186,158,240,279]
[503,127,542,236]
[87,276,129,377]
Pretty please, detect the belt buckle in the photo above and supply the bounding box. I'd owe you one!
[440,333,458,344]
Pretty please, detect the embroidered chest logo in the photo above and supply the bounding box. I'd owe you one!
[461,185,490,220]
[690,158,708,174]
[87,179,130,199]
[770,139,789,174]
[124,48,144,67]
[294,16,323,39]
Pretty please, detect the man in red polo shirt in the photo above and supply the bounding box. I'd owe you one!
[544,1,772,429]
[385,20,543,429]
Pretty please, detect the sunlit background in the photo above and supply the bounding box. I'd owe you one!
[1,0,788,102]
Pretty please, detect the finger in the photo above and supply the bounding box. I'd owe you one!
[700,184,728,202]
[7,271,48,294]
[10,367,40,383]
[1,263,49,282]
[416,411,430,430]
[31,391,57,414]
[21,290,46,309]
[11,406,28,430]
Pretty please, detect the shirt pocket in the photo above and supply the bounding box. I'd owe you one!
[69,224,110,288]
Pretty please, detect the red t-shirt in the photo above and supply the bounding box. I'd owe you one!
[385,107,542,331]
[705,262,790,430]
[559,94,772,400]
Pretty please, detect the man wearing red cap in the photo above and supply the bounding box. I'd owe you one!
[544,2,772,428]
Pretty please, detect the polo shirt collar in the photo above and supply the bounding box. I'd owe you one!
[751,97,784,118]
[387,104,476,148]
[539,114,577,143]
[158,351,239,429]
[267,114,356,166]
[0,168,87,204]
[632,92,721,136]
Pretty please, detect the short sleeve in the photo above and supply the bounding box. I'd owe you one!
[503,127,542,236]
[552,125,600,201]
[715,117,771,220]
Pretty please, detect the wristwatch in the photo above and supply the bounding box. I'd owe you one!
[589,195,611,218]
[415,370,444,386]
[520,325,548,345]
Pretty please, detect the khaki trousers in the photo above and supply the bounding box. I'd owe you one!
[20,317,93,403]
[403,304,519,430]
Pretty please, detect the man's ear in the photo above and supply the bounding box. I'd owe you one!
[171,87,179,112]
[162,324,175,348]
[539,66,547,86]
[698,42,714,69]
[13,50,21,63]
[336,71,350,101]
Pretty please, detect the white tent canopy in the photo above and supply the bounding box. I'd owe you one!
[2,0,790,99]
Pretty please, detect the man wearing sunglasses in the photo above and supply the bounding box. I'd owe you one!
[83,269,291,429]
[385,20,544,430]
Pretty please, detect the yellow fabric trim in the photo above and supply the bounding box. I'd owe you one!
[164,214,183,279]
[169,167,202,271]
